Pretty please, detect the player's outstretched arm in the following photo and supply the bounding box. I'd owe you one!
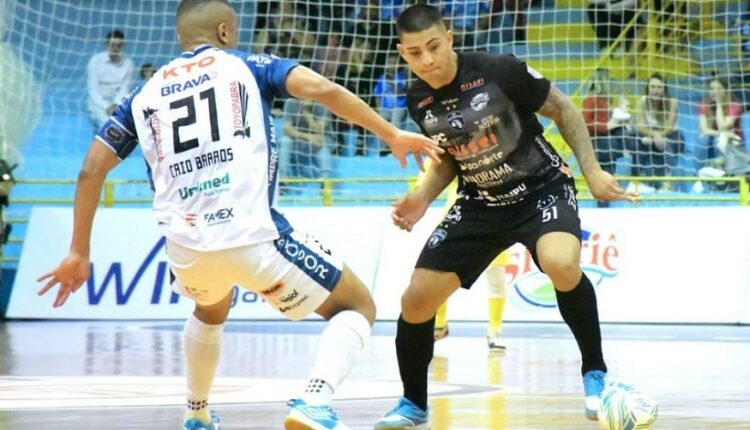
[37,140,120,307]
[392,153,456,232]
[284,65,443,170]
[537,85,637,203]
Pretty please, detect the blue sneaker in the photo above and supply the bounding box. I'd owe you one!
[374,397,429,430]
[583,370,607,420]
[182,411,220,430]
[284,399,348,430]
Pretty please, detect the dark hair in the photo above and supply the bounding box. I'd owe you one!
[140,63,156,79]
[105,29,125,42]
[396,4,446,38]
[645,72,669,98]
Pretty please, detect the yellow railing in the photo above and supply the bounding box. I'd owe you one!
[1,175,746,265]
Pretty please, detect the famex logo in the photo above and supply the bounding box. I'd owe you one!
[506,228,619,308]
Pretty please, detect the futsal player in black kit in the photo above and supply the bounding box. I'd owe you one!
[374,5,638,429]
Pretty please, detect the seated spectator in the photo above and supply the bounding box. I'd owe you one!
[695,77,750,190]
[281,98,334,181]
[489,0,530,47]
[441,0,492,50]
[139,63,156,83]
[582,68,638,205]
[697,78,744,164]
[586,0,638,54]
[633,73,685,190]
[370,54,409,156]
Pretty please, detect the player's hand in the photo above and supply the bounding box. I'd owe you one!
[386,130,444,171]
[585,167,638,203]
[37,253,90,308]
[391,192,430,232]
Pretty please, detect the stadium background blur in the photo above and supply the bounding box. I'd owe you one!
[1,0,749,302]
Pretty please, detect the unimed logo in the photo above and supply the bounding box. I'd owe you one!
[179,173,230,200]
[506,228,619,308]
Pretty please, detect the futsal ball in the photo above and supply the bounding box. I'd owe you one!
[597,382,658,430]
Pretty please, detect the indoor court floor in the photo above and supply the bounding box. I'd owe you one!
[0,320,748,429]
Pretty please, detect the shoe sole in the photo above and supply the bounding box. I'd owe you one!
[284,415,348,430]
[585,408,598,421]
[284,416,321,430]
[374,424,430,430]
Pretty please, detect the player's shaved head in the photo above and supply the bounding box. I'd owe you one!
[176,0,237,50]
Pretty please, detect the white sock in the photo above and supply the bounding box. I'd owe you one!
[183,314,224,422]
[301,310,371,406]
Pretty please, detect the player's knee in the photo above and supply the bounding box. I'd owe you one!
[400,285,433,323]
[193,291,233,325]
[328,309,372,346]
[356,293,376,325]
[486,265,507,297]
[539,255,581,291]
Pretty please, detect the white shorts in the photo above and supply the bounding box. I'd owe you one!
[166,230,344,320]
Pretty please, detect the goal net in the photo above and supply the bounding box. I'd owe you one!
[1,0,747,203]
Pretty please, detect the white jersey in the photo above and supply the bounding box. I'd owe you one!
[96,45,298,251]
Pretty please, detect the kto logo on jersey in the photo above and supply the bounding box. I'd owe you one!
[204,207,234,226]
[470,92,490,111]
[161,73,213,96]
[162,55,215,79]
[507,228,619,309]
[447,111,464,132]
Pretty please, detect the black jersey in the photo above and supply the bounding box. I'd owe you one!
[407,52,571,206]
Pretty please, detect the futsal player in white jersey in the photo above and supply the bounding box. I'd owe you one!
[37,1,443,429]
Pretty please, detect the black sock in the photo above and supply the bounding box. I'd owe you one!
[555,273,607,375]
[395,314,435,411]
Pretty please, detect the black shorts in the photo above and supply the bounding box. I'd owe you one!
[415,180,581,289]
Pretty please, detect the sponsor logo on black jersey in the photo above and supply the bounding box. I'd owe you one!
[470,92,490,111]
[460,78,484,91]
[417,96,433,108]
[446,111,464,132]
[536,195,557,210]
[423,109,438,127]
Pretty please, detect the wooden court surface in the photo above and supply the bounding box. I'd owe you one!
[0,320,748,429]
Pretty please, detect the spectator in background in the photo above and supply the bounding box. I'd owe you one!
[491,0,529,46]
[582,68,638,205]
[371,54,410,156]
[694,77,746,190]
[633,73,684,191]
[282,98,334,180]
[139,63,156,82]
[252,2,316,65]
[87,29,134,131]
[441,0,492,50]
[586,0,638,54]
[334,33,375,156]
[313,30,348,80]
[697,77,743,161]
